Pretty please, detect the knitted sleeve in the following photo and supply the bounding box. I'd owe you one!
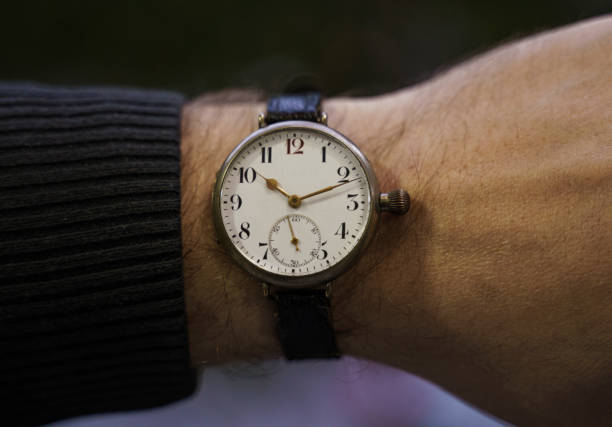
[0,83,196,426]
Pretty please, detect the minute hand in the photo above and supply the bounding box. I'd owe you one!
[299,177,361,201]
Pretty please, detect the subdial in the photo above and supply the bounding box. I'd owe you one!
[268,214,322,268]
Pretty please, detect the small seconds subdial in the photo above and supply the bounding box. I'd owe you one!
[269,214,321,268]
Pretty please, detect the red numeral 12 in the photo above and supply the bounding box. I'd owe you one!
[286,138,304,154]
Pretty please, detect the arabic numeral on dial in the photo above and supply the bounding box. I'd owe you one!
[346,193,358,211]
[230,194,242,210]
[337,166,350,183]
[334,222,347,239]
[239,167,256,183]
[258,242,268,260]
[261,146,272,163]
[286,138,304,154]
[318,240,328,259]
[239,222,250,240]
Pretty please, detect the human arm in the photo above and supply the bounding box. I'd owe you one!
[181,16,612,427]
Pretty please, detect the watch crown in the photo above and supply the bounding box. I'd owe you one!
[379,189,411,215]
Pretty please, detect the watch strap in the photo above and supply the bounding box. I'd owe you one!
[265,91,338,361]
[265,92,322,124]
[270,288,340,360]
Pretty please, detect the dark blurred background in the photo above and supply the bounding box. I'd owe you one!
[1,0,610,97]
[6,2,612,427]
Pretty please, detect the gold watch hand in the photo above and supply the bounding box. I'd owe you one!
[299,177,361,201]
[255,170,291,199]
[286,216,300,251]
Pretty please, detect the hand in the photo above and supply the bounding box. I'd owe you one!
[253,169,305,209]
[285,216,300,252]
[181,16,612,427]
[298,177,362,203]
[254,170,291,199]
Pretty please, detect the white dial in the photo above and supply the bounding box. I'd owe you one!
[217,124,373,279]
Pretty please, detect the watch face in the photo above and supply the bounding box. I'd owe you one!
[213,121,379,287]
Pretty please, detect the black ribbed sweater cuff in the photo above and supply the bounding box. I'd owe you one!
[0,83,196,426]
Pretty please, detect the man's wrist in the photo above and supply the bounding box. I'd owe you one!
[180,94,281,365]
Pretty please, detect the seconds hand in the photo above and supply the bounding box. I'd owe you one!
[286,216,300,252]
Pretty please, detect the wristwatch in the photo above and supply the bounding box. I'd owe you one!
[212,92,410,360]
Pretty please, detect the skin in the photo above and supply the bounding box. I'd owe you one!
[180,16,612,427]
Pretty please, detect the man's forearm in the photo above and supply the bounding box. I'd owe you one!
[181,16,612,427]
[180,96,281,363]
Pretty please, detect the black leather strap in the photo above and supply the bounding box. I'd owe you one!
[265,92,322,124]
[270,288,340,360]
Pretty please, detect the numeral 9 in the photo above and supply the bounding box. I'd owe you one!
[230,194,242,210]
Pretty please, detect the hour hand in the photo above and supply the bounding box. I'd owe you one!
[255,170,290,199]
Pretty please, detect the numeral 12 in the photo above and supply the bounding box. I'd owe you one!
[286,138,304,154]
